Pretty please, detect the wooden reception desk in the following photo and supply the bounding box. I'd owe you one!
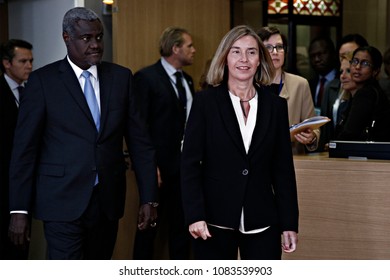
[284,153,390,260]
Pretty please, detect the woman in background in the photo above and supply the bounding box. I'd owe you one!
[319,34,368,150]
[336,46,390,141]
[258,26,318,154]
[181,25,298,260]
[335,54,355,126]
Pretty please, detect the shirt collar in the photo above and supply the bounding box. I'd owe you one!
[322,69,337,82]
[161,57,180,78]
[67,55,98,80]
[4,73,24,90]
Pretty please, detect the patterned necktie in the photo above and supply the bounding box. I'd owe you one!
[17,86,24,106]
[81,71,100,131]
[317,77,326,107]
[17,85,24,95]
[174,71,187,118]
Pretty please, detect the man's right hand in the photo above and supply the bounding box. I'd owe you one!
[137,203,158,231]
[8,213,30,246]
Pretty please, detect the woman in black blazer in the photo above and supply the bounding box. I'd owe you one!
[180,25,299,260]
[336,46,390,141]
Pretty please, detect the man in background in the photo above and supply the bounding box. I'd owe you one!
[132,26,195,259]
[308,36,338,113]
[0,39,33,259]
[7,7,158,259]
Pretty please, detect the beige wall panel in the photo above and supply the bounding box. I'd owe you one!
[111,0,230,260]
[113,0,231,91]
[343,0,388,54]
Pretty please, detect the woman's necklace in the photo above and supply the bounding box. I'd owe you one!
[229,88,257,121]
[230,87,256,101]
[238,89,257,120]
[239,93,257,103]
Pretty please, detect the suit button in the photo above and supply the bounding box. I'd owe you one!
[242,169,249,176]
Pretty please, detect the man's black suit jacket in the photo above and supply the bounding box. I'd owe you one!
[134,60,194,181]
[181,82,299,232]
[0,75,19,246]
[8,58,158,222]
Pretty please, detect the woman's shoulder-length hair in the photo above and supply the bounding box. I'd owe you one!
[206,25,275,87]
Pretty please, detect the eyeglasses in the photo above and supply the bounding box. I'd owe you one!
[265,44,285,53]
[350,58,373,68]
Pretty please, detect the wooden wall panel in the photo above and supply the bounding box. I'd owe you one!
[112,0,230,91]
[111,0,230,260]
[343,0,388,54]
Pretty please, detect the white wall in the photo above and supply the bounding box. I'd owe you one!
[8,0,113,70]
[8,0,81,70]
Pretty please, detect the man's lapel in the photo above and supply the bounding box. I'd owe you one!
[97,63,113,136]
[59,58,95,127]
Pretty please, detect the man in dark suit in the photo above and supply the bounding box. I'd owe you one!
[7,7,158,260]
[0,39,33,259]
[308,36,338,113]
[132,27,195,259]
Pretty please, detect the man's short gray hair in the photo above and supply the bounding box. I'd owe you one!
[63,7,100,38]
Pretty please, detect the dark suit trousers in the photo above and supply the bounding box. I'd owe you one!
[192,225,281,260]
[133,175,191,259]
[43,185,118,260]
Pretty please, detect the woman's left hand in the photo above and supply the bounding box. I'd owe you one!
[282,231,298,253]
[294,128,316,145]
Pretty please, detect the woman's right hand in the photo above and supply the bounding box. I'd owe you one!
[189,221,212,240]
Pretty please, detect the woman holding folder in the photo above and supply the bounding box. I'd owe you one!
[258,26,319,154]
